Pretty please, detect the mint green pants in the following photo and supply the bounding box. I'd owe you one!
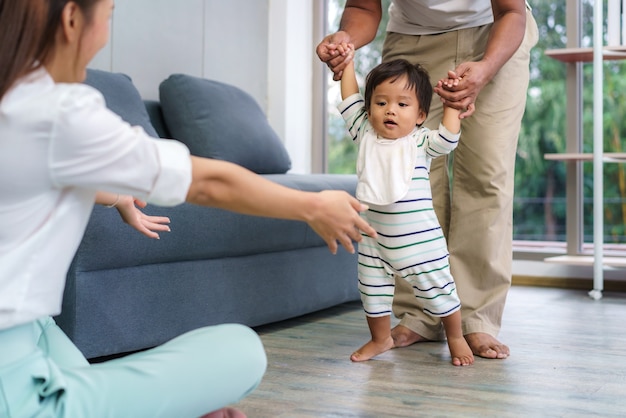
[0,317,266,418]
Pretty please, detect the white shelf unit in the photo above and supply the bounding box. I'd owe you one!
[542,0,626,299]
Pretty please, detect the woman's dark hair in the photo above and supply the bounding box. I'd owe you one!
[364,59,433,116]
[0,0,101,99]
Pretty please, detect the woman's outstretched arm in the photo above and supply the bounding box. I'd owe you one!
[186,156,376,254]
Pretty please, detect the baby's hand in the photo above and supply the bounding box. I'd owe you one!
[334,42,354,57]
[439,70,461,89]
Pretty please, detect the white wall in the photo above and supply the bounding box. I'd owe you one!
[91,0,315,173]
[268,0,314,173]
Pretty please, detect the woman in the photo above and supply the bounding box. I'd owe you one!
[0,1,376,417]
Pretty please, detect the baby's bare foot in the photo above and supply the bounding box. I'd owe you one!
[447,336,474,366]
[350,336,394,362]
[465,332,509,359]
[390,324,430,348]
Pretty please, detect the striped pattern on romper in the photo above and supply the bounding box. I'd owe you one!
[338,93,462,318]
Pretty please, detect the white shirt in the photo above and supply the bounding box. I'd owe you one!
[338,93,459,206]
[0,69,192,329]
[387,0,494,35]
[356,129,418,205]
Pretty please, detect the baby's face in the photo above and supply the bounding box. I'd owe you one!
[367,75,426,139]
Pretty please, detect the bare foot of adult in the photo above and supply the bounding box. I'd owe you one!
[390,324,430,348]
[201,407,247,418]
[447,336,474,366]
[464,332,509,359]
[350,336,394,362]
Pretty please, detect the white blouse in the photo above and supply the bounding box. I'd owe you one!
[0,69,192,329]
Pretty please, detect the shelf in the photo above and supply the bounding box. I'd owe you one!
[544,255,626,268]
[545,46,626,63]
[544,152,626,162]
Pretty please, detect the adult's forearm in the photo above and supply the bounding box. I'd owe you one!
[481,1,527,75]
[339,0,383,49]
[186,156,377,255]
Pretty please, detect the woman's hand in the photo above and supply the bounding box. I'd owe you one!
[305,190,376,255]
[114,195,171,239]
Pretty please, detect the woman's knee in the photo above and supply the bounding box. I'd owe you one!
[206,324,267,380]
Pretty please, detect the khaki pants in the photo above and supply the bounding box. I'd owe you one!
[383,9,538,339]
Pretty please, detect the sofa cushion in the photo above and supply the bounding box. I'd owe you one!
[84,69,159,138]
[159,74,291,174]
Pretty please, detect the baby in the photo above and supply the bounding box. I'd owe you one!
[334,45,474,366]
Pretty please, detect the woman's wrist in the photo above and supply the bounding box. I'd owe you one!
[105,194,121,208]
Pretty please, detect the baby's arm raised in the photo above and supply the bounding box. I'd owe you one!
[438,71,462,134]
[340,45,358,100]
[442,102,461,134]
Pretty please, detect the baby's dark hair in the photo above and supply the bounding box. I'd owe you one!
[364,59,432,116]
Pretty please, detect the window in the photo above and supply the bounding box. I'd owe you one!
[325,0,391,174]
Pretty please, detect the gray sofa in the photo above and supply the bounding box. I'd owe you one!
[55,70,360,359]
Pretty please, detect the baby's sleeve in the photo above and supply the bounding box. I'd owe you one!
[337,93,368,143]
[425,123,460,158]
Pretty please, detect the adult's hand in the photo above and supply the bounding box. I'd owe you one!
[115,196,171,239]
[434,61,494,119]
[316,31,354,81]
[305,190,375,255]
[316,0,382,80]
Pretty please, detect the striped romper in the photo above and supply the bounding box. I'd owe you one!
[339,93,461,319]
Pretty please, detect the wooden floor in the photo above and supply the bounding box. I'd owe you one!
[237,285,626,417]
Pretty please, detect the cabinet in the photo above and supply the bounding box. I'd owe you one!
[541,2,626,299]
